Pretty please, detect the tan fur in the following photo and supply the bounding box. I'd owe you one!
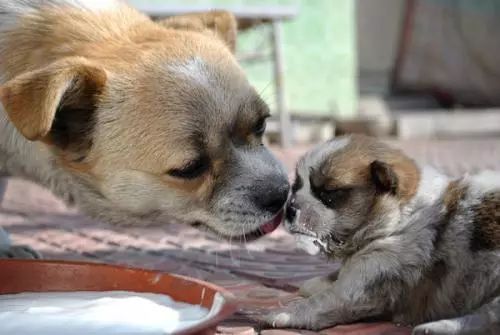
[0,3,240,192]
[322,135,420,203]
[443,179,467,215]
[1,5,237,80]
[0,57,106,140]
[0,1,289,238]
[157,11,237,52]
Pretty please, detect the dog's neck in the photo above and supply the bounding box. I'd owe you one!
[0,108,81,202]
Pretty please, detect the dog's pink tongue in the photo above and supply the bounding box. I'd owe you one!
[261,211,283,234]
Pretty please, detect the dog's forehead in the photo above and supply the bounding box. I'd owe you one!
[297,137,351,179]
[165,56,261,130]
[168,57,230,93]
[169,57,250,106]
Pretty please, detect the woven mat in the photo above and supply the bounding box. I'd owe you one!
[2,138,500,334]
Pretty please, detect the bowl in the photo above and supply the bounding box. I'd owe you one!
[0,259,236,334]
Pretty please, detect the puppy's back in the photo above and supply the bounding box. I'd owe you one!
[465,171,500,251]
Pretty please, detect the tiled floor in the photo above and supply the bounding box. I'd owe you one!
[1,138,500,334]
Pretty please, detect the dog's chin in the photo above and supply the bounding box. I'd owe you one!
[194,209,284,242]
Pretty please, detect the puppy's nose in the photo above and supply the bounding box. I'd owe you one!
[255,182,289,214]
[286,205,297,222]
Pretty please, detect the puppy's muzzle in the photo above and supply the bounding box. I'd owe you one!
[285,195,299,222]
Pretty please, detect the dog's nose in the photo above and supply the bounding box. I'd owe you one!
[255,182,289,214]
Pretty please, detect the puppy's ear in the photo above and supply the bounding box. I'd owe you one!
[0,57,106,159]
[157,11,237,52]
[370,160,399,195]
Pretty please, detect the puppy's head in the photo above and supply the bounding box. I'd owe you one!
[286,135,419,256]
[0,8,289,239]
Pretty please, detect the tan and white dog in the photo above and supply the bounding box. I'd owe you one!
[0,0,289,257]
[263,135,500,334]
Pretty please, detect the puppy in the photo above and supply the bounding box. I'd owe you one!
[0,0,289,257]
[263,135,500,334]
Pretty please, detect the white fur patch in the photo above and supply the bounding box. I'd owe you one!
[305,137,350,169]
[272,312,291,328]
[297,137,350,185]
[414,319,464,334]
[167,57,233,107]
[467,170,500,194]
[168,57,211,88]
[413,165,450,206]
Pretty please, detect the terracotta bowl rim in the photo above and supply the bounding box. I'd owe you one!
[0,259,238,335]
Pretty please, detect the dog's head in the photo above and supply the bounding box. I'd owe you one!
[0,6,289,239]
[286,135,419,256]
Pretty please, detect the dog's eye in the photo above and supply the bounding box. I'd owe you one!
[253,117,267,136]
[167,156,209,179]
[312,186,351,209]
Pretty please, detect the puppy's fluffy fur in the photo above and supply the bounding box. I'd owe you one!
[264,135,500,334]
[0,0,289,255]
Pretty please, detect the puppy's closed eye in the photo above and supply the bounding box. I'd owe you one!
[311,185,351,209]
[167,156,210,179]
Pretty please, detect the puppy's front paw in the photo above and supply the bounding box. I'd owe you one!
[254,300,334,331]
[412,320,464,335]
[268,311,292,328]
[0,245,42,259]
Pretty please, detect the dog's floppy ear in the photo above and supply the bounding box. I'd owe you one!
[0,57,106,153]
[157,11,237,52]
[370,160,399,195]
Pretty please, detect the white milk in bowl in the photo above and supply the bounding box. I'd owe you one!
[0,290,218,334]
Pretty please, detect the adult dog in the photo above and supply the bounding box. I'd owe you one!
[0,0,289,257]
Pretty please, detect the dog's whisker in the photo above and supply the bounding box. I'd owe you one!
[242,225,252,257]
[258,80,274,97]
[228,234,235,265]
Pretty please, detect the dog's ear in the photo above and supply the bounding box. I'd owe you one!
[157,11,237,52]
[0,57,106,158]
[370,160,399,195]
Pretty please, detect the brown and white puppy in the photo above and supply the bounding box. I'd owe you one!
[0,0,289,257]
[262,135,500,334]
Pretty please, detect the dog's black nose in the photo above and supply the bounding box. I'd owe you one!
[255,182,289,214]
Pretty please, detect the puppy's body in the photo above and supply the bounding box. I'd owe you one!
[0,0,289,256]
[266,135,500,334]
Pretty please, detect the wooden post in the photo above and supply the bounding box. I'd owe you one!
[271,20,292,148]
